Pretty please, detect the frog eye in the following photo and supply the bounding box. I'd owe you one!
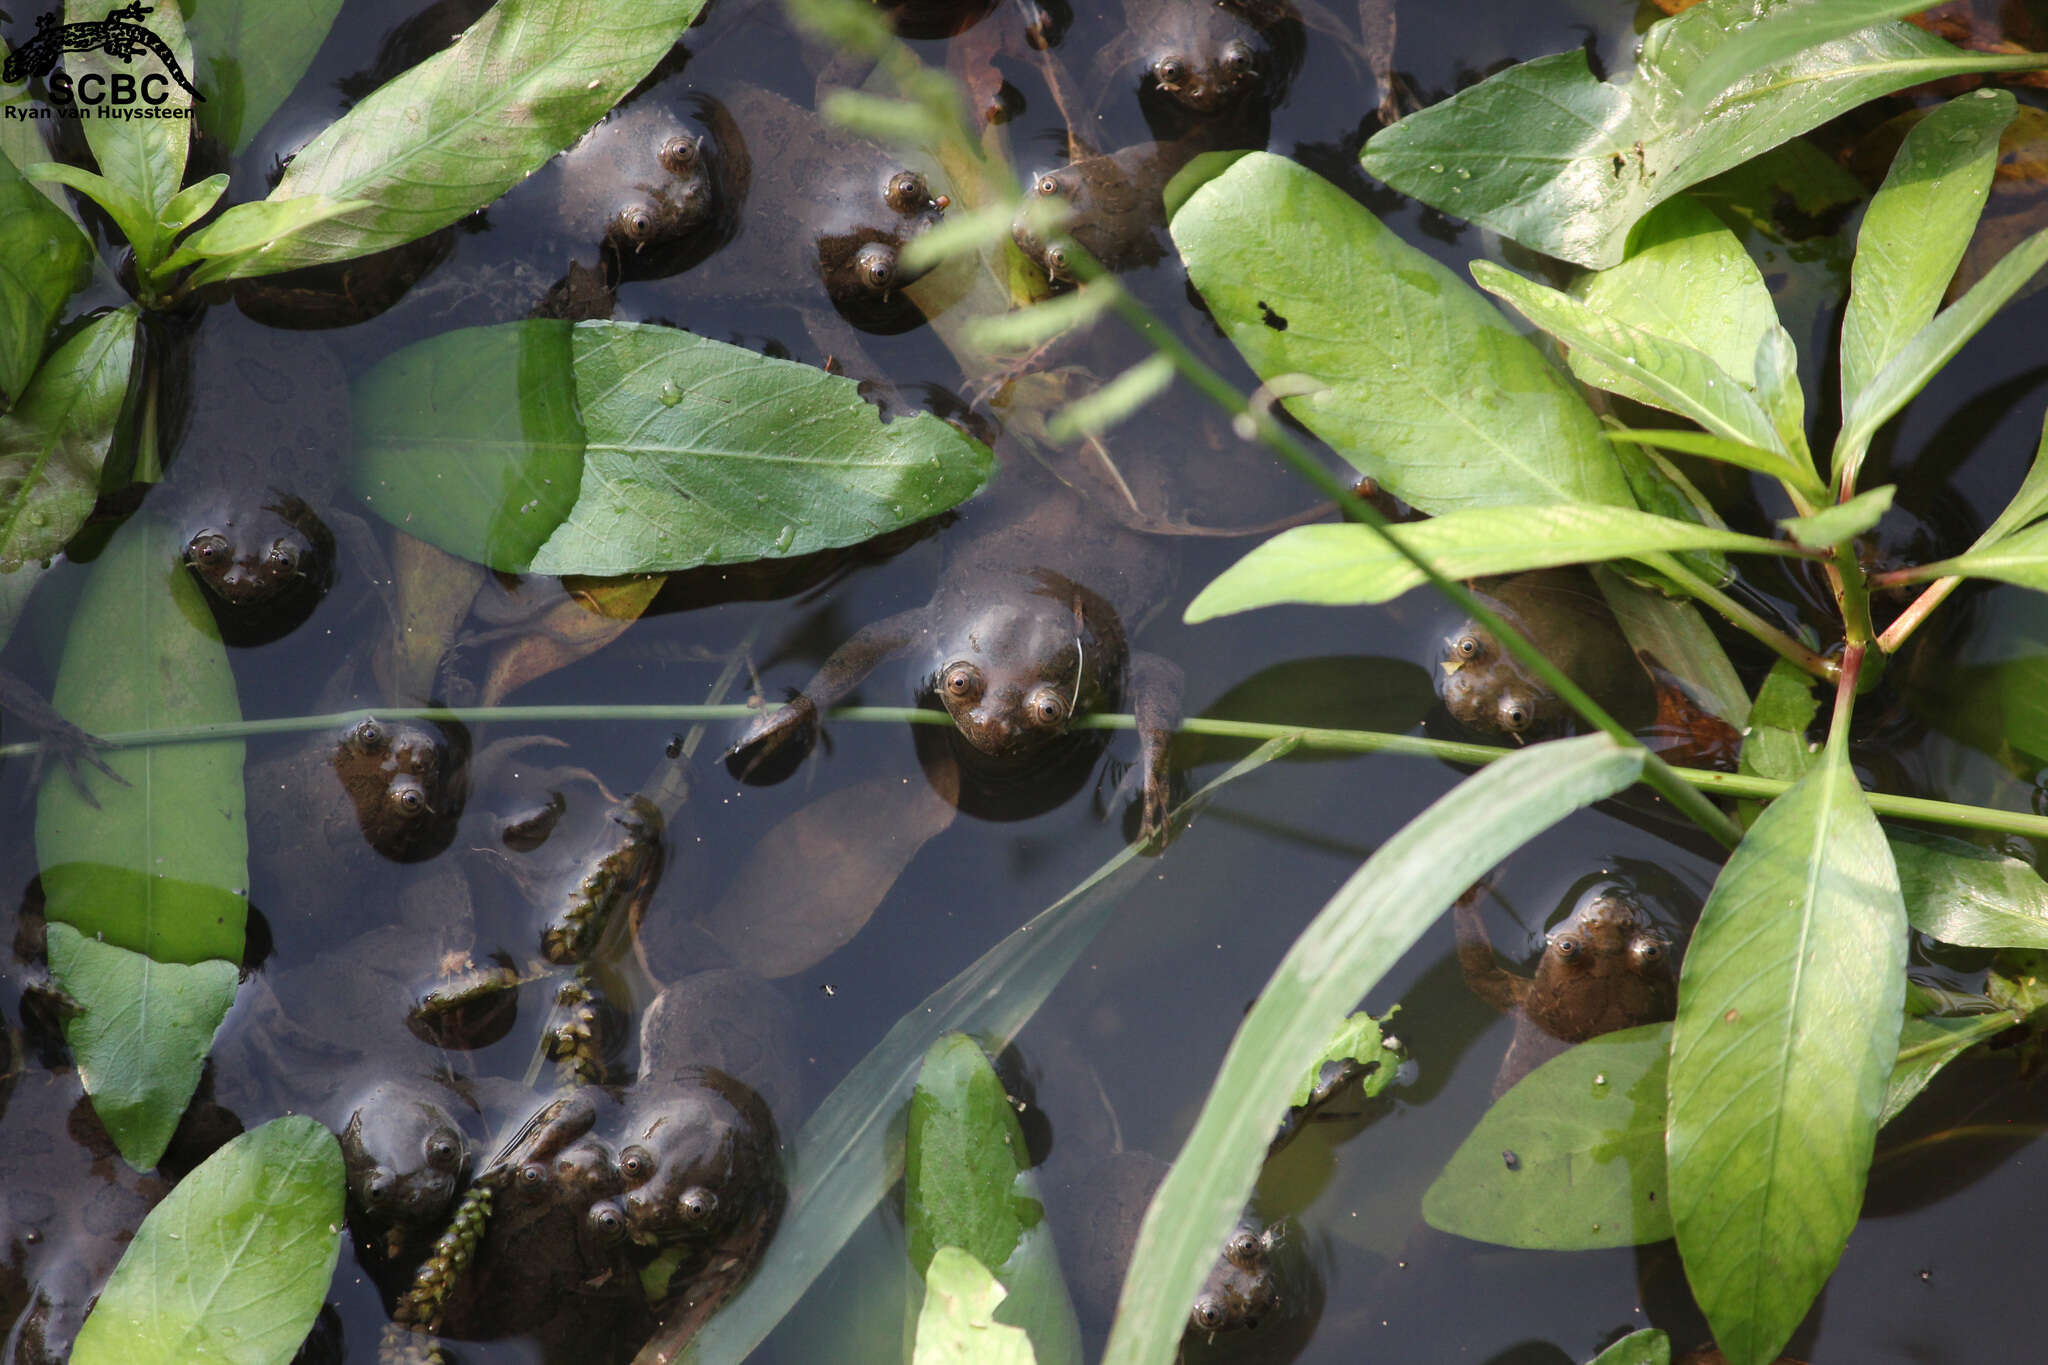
[1552,935,1582,960]
[941,662,983,703]
[588,1200,627,1241]
[1044,243,1073,281]
[854,242,898,293]
[1220,39,1256,78]
[1034,173,1063,198]
[677,1185,719,1224]
[620,1145,654,1185]
[885,170,930,213]
[350,719,387,752]
[1496,695,1535,734]
[187,531,232,570]
[1026,686,1070,729]
[1152,54,1188,89]
[516,1161,549,1195]
[390,781,429,819]
[1632,936,1666,965]
[658,133,700,174]
[1190,1296,1230,1333]
[425,1131,462,1171]
[265,538,300,573]
[617,202,659,245]
[1452,635,1482,660]
[1224,1228,1263,1266]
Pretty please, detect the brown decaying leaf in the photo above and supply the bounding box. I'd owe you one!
[1639,650,1743,771]
[475,574,665,708]
[372,531,486,705]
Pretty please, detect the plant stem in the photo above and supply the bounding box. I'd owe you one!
[1876,575,1962,654]
[1642,551,1834,681]
[1830,641,1865,743]
[1829,539,1876,651]
[1084,274,1747,851]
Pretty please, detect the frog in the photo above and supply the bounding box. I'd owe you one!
[1094,0,1304,143]
[725,487,1183,841]
[334,1072,476,1284]
[1434,569,1656,743]
[1454,882,1678,1097]
[1012,138,1199,284]
[158,309,390,645]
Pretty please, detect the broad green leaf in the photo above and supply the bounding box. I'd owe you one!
[25,161,155,274]
[1569,197,1775,404]
[1833,225,2048,487]
[1840,90,2013,414]
[1739,659,1819,786]
[1184,507,1795,622]
[47,927,239,1171]
[159,194,376,286]
[72,1116,342,1365]
[670,743,1294,1365]
[1931,517,2048,591]
[352,320,585,571]
[1666,744,1905,1365]
[1101,735,1647,1365]
[1046,355,1173,442]
[1474,262,1821,496]
[906,1036,1081,1365]
[1594,566,1750,728]
[157,173,227,239]
[1878,1013,2015,1127]
[36,512,248,963]
[911,1248,1037,1365]
[1587,1330,1670,1365]
[0,152,91,405]
[1425,1023,1674,1251]
[1778,485,1894,549]
[1974,409,2048,549]
[1171,153,1633,515]
[255,0,705,274]
[1680,0,1959,117]
[1753,325,1808,460]
[68,0,194,269]
[1362,0,2042,270]
[0,307,137,569]
[185,0,346,155]
[530,322,994,575]
[1890,830,2048,949]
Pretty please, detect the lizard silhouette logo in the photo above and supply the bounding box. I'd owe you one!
[3,4,205,110]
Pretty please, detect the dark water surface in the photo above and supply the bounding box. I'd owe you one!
[4,1,2047,1362]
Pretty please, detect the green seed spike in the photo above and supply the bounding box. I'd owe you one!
[382,1181,496,1365]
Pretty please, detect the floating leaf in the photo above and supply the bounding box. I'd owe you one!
[1587,1329,1670,1365]
[254,0,705,274]
[1171,152,1632,515]
[1101,736,1646,1365]
[1891,829,2048,949]
[0,152,91,406]
[1666,743,1905,1365]
[72,1116,342,1365]
[185,0,347,156]
[0,307,136,570]
[911,1248,1038,1365]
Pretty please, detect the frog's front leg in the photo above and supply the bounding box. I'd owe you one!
[0,668,123,805]
[725,608,929,783]
[1452,884,1523,1014]
[1128,650,1182,844]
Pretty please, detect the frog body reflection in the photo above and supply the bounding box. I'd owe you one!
[727,493,1182,838]
[1434,569,1654,742]
[1455,886,1677,1096]
[1013,139,1194,283]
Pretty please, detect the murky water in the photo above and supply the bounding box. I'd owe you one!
[4,1,2048,1362]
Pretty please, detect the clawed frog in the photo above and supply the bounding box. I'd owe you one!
[1013,139,1194,283]
[1099,0,1300,139]
[1435,569,1654,742]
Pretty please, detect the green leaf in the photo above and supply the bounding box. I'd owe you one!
[351,320,585,571]
[1361,1,2038,270]
[1932,517,2048,591]
[1170,153,1632,515]
[1594,565,1750,728]
[159,194,376,286]
[46,927,239,1171]
[0,153,91,405]
[1879,1013,2014,1127]
[26,161,156,273]
[1587,1329,1670,1365]
[911,1248,1037,1365]
[1568,197,1775,404]
[1973,409,2048,549]
[1604,427,1806,484]
[1778,485,1894,549]
[68,0,195,269]
[1840,91,2013,415]
[1424,1023,1673,1250]
[157,174,228,238]
[1679,0,1959,121]
[1833,225,2048,487]
[1739,658,1819,785]
[674,743,1294,1365]
[1473,261,1822,496]
[1890,830,2048,949]
[906,1036,1081,1365]
[1287,1010,1403,1108]
[253,0,706,274]
[533,322,993,574]
[0,307,137,570]
[185,0,346,156]
[1184,507,1796,622]
[72,1116,342,1364]
[1101,735,1646,1365]
[1666,743,1906,1365]
[1753,325,1809,460]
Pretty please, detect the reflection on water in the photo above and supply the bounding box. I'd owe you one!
[5,0,2048,1361]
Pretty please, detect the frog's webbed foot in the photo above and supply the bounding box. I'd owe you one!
[724,692,820,786]
[0,669,124,807]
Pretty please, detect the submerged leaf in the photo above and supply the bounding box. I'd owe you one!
[71,1116,342,1365]
[1891,830,2048,949]
[186,0,347,156]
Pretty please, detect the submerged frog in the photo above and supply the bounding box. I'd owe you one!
[1434,569,1655,742]
[1012,139,1196,283]
[336,1073,475,1279]
[1455,883,1678,1097]
[160,311,387,643]
[726,490,1182,839]
[1096,0,1302,141]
